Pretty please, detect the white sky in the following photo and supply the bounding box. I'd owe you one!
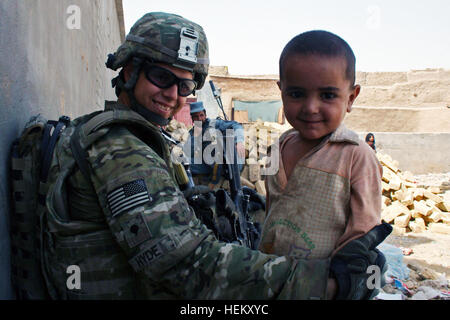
[122,0,450,75]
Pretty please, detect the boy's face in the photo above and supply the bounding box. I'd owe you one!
[278,54,360,143]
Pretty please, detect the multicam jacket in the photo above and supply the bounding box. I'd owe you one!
[42,101,329,300]
[260,125,382,260]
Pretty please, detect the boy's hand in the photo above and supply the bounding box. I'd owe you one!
[330,222,392,300]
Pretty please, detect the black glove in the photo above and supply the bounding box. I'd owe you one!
[215,189,238,219]
[242,186,266,212]
[183,186,218,235]
[330,222,392,300]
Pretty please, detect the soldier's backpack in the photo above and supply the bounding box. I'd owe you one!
[10,115,71,299]
[9,109,174,299]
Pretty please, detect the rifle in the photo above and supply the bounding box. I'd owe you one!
[209,81,260,249]
[221,132,256,249]
[209,80,228,121]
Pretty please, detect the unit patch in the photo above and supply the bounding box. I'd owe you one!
[121,213,152,248]
[107,179,151,217]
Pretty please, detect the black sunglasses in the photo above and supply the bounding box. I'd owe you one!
[142,63,197,97]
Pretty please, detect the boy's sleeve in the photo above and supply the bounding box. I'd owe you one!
[334,144,383,253]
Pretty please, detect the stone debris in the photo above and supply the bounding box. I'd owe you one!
[378,152,450,235]
[239,120,290,195]
[165,119,190,144]
[377,261,450,300]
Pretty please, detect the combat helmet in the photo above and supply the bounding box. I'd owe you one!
[106,12,209,125]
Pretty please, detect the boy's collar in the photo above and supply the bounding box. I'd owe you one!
[328,124,359,145]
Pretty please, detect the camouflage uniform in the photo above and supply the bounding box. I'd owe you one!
[42,101,330,299]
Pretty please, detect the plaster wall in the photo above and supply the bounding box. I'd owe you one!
[0,0,124,299]
[357,132,450,174]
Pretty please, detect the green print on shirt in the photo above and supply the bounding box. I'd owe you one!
[266,218,315,250]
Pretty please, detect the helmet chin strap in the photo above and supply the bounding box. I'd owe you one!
[117,57,171,127]
[128,94,172,127]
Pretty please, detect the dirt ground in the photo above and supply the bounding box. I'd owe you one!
[378,175,450,299]
[384,231,450,281]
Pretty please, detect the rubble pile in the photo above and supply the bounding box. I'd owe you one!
[377,153,450,235]
[377,261,450,300]
[239,120,290,196]
[165,119,190,144]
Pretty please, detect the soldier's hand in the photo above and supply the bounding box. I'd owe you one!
[330,222,392,300]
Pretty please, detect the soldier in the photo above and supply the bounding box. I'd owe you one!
[187,101,245,187]
[42,12,390,300]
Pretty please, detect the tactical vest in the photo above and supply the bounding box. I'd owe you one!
[12,107,178,299]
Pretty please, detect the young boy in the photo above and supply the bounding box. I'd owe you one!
[259,30,382,260]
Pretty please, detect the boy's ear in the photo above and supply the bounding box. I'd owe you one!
[277,80,282,91]
[347,84,361,112]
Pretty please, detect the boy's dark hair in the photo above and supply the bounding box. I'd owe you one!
[279,30,356,86]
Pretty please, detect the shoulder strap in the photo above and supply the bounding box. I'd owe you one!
[40,116,71,182]
[70,109,169,182]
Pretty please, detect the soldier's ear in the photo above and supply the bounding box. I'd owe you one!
[123,63,133,82]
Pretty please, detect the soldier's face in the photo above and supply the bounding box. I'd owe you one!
[191,111,206,123]
[133,62,193,119]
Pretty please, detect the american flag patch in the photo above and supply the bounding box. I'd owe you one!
[107,179,151,217]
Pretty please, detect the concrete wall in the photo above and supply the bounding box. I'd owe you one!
[208,75,280,118]
[357,132,450,174]
[356,69,450,107]
[344,106,450,133]
[0,0,124,299]
[209,68,450,132]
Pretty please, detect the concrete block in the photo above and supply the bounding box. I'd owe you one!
[382,201,410,223]
[428,223,450,235]
[437,201,450,212]
[392,225,407,236]
[427,186,441,194]
[249,164,261,182]
[423,190,444,204]
[427,210,443,223]
[255,180,266,196]
[394,212,412,228]
[382,181,390,192]
[409,218,426,233]
[413,200,433,216]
